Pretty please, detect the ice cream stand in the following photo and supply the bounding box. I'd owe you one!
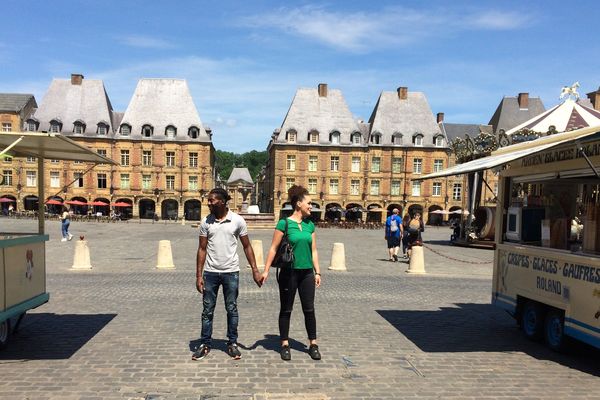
[0,131,115,349]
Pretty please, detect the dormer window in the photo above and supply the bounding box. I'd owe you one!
[97,123,109,135]
[188,127,199,139]
[165,125,177,138]
[392,133,403,145]
[351,132,361,144]
[330,132,340,144]
[286,130,297,143]
[26,119,38,132]
[120,124,131,136]
[142,125,153,137]
[49,119,62,133]
[370,133,381,144]
[309,131,319,143]
[73,121,85,134]
[413,134,424,146]
[434,135,444,147]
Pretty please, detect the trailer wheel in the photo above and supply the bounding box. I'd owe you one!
[521,301,544,340]
[0,320,10,350]
[544,309,565,352]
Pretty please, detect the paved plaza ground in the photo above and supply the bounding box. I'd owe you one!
[0,218,599,399]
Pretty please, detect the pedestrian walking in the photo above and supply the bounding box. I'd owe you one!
[406,212,425,257]
[193,188,262,361]
[385,208,403,261]
[262,185,322,361]
[401,212,411,258]
[60,206,73,242]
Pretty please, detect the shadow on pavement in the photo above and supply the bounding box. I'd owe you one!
[0,313,116,360]
[190,334,307,355]
[377,303,600,377]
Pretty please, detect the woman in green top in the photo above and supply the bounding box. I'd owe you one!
[262,185,322,361]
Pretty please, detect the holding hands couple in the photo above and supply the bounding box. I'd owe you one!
[194,186,321,362]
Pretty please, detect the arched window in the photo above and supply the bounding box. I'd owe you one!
[165,125,177,138]
[370,133,381,144]
[286,130,297,143]
[351,132,361,144]
[434,135,444,147]
[73,121,86,134]
[120,124,131,136]
[188,127,199,139]
[392,133,403,145]
[142,124,153,137]
[330,131,340,144]
[413,134,424,146]
[49,119,62,133]
[97,122,109,135]
[309,131,319,143]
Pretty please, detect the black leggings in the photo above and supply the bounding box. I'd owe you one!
[278,268,317,341]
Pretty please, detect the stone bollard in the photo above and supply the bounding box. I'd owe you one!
[71,237,92,270]
[328,242,347,271]
[181,217,186,226]
[406,245,426,274]
[247,239,265,269]
[156,240,175,269]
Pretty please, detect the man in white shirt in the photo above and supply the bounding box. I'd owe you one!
[193,188,262,361]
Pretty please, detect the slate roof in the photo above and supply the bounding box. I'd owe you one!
[0,93,36,114]
[119,79,210,142]
[439,122,494,142]
[368,90,445,147]
[275,87,363,146]
[33,79,115,135]
[488,95,545,133]
[227,167,253,185]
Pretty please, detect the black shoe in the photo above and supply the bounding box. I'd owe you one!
[280,345,291,361]
[227,343,242,360]
[191,344,210,361]
[393,254,398,262]
[308,344,321,360]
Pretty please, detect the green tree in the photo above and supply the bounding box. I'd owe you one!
[215,149,268,183]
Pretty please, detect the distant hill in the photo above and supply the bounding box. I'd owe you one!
[215,150,268,183]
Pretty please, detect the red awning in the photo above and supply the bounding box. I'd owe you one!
[65,200,88,206]
[89,200,109,206]
[45,199,63,205]
[111,202,132,207]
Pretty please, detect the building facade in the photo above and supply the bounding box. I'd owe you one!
[262,84,461,223]
[0,74,214,220]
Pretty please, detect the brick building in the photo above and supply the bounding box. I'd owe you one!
[0,74,214,220]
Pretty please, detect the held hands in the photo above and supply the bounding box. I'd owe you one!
[260,270,269,285]
[252,268,263,288]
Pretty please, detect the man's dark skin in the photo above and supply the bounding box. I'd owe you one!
[196,193,262,293]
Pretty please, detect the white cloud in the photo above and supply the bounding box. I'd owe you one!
[240,5,532,52]
[117,35,176,49]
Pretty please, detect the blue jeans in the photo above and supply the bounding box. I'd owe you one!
[61,219,70,238]
[200,271,239,346]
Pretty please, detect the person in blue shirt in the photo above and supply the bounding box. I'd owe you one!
[385,208,403,261]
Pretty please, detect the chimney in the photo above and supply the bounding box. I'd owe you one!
[318,83,328,97]
[71,74,84,85]
[587,87,600,111]
[518,92,529,109]
[397,87,408,100]
[437,112,444,123]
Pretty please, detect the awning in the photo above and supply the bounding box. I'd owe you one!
[0,131,116,164]
[418,125,600,180]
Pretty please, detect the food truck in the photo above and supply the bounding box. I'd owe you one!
[0,132,115,349]
[421,125,600,351]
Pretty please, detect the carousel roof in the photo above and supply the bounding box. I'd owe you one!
[506,98,600,135]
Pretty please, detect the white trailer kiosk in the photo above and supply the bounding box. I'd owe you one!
[0,132,115,349]
[421,125,600,351]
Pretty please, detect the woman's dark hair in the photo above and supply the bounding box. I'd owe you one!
[288,185,309,209]
[209,187,231,202]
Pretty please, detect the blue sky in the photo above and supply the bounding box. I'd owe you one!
[2,1,599,153]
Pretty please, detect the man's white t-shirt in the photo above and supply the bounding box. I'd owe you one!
[199,210,248,273]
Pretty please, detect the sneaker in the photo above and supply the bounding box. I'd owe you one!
[61,238,68,242]
[308,344,321,360]
[191,344,210,361]
[68,234,73,241]
[227,343,242,360]
[280,345,291,361]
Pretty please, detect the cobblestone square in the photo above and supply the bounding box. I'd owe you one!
[0,219,598,399]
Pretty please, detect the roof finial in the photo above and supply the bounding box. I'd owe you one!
[559,81,580,101]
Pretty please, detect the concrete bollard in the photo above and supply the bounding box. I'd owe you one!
[181,217,186,226]
[156,240,175,269]
[406,245,426,274]
[71,238,93,270]
[328,242,347,271]
[247,239,265,269]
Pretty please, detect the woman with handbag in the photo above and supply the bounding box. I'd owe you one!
[262,185,322,361]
